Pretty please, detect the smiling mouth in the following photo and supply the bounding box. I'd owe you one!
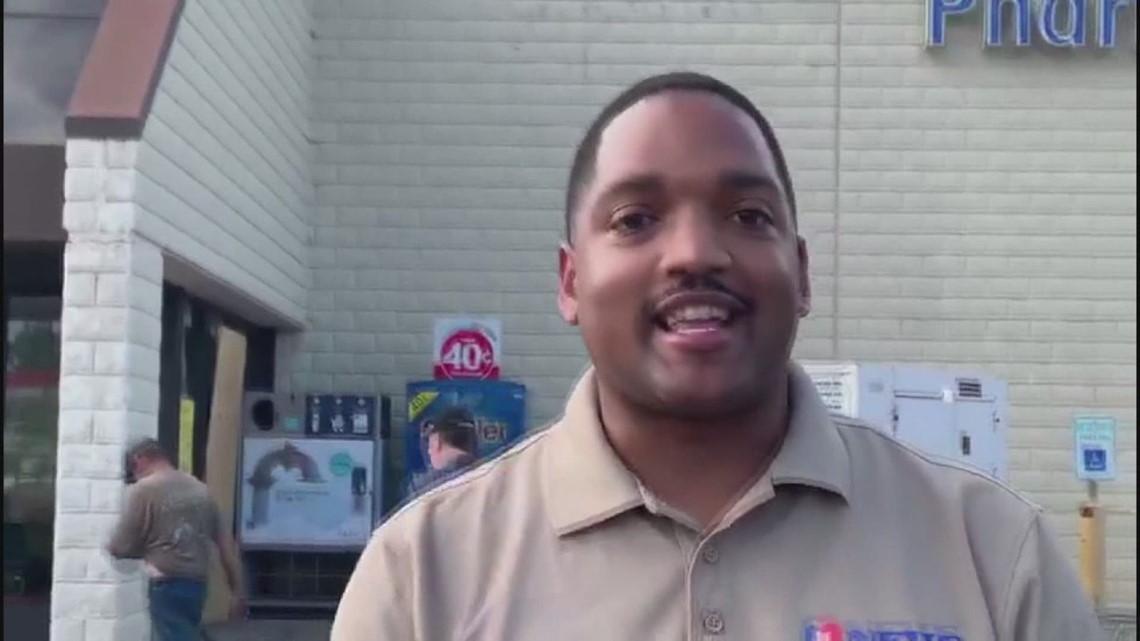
[653,303,739,333]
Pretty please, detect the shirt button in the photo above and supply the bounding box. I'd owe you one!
[701,545,720,564]
[702,610,725,635]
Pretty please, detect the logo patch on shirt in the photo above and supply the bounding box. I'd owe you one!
[803,618,963,641]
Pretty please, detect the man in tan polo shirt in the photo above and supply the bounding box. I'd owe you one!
[333,72,1104,641]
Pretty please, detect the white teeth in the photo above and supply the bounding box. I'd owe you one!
[664,305,730,329]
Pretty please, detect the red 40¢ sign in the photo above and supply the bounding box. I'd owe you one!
[432,318,502,380]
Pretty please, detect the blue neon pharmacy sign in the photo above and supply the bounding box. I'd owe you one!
[926,0,1136,48]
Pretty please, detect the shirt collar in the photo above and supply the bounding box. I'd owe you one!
[541,361,852,537]
[770,363,852,500]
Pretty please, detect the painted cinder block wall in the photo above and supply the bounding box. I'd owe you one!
[134,0,316,327]
[54,138,163,641]
[305,1,1135,605]
[51,2,318,640]
[832,2,1136,607]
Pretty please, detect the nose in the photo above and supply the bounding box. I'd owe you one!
[659,210,731,277]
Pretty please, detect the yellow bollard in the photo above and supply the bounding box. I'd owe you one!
[1077,501,1106,610]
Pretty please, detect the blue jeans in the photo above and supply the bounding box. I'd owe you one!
[149,577,207,641]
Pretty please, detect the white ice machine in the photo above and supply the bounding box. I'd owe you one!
[801,362,1009,481]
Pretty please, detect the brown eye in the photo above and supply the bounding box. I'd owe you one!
[730,208,773,229]
[611,210,658,235]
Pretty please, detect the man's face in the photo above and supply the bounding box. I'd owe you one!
[129,454,154,481]
[558,91,811,419]
[426,432,444,469]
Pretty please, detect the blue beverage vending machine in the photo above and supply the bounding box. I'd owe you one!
[402,379,527,501]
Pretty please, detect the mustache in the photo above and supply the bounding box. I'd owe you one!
[650,273,753,311]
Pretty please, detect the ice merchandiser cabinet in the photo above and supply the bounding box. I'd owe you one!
[237,393,389,550]
[402,379,527,500]
[801,362,1009,481]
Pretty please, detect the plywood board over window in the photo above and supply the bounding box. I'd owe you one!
[202,326,247,624]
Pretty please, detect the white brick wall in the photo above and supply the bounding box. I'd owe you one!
[54,139,164,641]
[307,0,841,417]
[835,2,1136,607]
[309,0,1135,607]
[134,0,315,327]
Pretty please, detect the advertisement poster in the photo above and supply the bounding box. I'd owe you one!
[432,317,502,380]
[240,438,374,548]
[403,379,526,499]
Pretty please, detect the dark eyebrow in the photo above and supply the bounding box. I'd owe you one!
[595,170,780,205]
[718,170,781,194]
[597,174,667,201]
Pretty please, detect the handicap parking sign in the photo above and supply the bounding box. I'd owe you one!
[1082,447,1108,473]
[1074,415,1116,482]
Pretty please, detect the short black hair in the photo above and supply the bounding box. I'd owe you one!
[563,71,798,241]
[425,407,478,455]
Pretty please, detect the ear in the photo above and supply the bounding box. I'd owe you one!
[557,243,580,326]
[795,236,812,318]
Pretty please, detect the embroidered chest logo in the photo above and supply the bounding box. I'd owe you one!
[804,618,963,641]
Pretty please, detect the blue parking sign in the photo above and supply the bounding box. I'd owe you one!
[1082,447,1107,473]
[1073,415,1116,482]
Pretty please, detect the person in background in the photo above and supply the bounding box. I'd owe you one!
[106,438,246,641]
[405,406,480,497]
[333,71,1104,641]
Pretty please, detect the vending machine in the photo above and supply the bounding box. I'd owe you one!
[402,379,527,501]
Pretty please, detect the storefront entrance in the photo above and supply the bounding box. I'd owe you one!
[3,244,64,641]
[4,298,60,595]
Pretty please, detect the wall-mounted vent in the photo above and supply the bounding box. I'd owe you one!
[956,378,983,399]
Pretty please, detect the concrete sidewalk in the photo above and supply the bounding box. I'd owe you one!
[202,619,332,641]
